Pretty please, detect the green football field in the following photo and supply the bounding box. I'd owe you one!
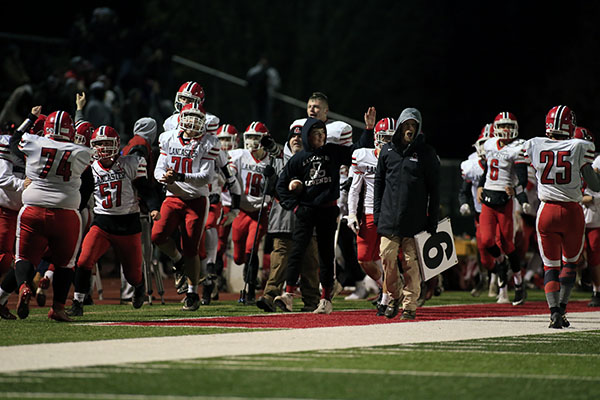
[1,290,599,400]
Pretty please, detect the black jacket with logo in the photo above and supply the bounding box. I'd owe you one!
[277,118,373,210]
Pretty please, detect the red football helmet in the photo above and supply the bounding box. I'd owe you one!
[43,111,75,142]
[374,117,396,150]
[244,121,269,151]
[574,126,593,142]
[74,120,95,147]
[179,103,206,138]
[474,123,495,158]
[30,114,47,136]
[493,112,518,140]
[545,105,576,138]
[216,124,239,151]
[174,81,205,111]
[91,125,120,159]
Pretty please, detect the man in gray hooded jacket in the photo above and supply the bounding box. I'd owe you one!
[374,107,440,320]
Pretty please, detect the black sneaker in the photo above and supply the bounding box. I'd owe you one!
[132,284,145,309]
[182,292,200,311]
[201,281,214,306]
[512,284,527,306]
[588,293,600,307]
[83,293,94,306]
[384,298,401,319]
[549,312,562,329]
[66,300,84,317]
[376,303,387,316]
[256,296,275,312]
[401,309,416,320]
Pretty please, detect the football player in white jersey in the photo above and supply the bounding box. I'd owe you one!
[577,127,600,308]
[524,106,600,328]
[14,111,93,322]
[346,117,392,315]
[152,103,220,311]
[0,107,37,319]
[459,123,499,296]
[289,91,353,147]
[228,121,277,304]
[67,125,161,316]
[477,112,531,305]
[163,81,220,135]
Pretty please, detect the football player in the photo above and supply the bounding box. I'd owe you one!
[346,117,394,314]
[523,106,600,328]
[477,112,530,305]
[67,125,161,316]
[227,121,276,304]
[152,103,220,311]
[14,111,93,321]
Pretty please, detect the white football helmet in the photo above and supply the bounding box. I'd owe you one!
[493,112,518,140]
[374,117,396,150]
[179,103,206,138]
[244,121,269,151]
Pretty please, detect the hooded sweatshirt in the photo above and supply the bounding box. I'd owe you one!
[277,118,373,210]
[373,108,440,237]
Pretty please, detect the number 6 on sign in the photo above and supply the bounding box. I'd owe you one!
[414,218,458,281]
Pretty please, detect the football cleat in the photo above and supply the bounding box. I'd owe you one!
[549,312,563,329]
[512,284,527,306]
[497,287,511,304]
[132,284,145,309]
[66,300,84,317]
[201,281,214,306]
[48,307,73,322]
[0,303,16,320]
[16,283,32,320]
[182,292,200,311]
[588,293,600,307]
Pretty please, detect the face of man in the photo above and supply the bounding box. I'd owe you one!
[289,134,303,153]
[307,99,328,121]
[400,119,418,144]
[308,127,326,149]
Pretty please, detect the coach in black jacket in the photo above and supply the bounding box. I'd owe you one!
[275,111,375,314]
[374,107,440,320]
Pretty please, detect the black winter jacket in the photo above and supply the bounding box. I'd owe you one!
[374,121,440,237]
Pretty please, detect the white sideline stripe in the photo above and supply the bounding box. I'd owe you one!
[0,394,329,400]
[1,311,599,373]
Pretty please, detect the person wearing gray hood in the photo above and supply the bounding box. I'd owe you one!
[374,107,440,320]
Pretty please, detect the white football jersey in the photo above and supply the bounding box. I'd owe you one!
[460,154,486,213]
[0,135,25,210]
[163,112,220,135]
[348,148,378,215]
[291,118,353,147]
[524,137,594,203]
[19,133,92,210]
[482,137,526,191]
[582,155,600,227]
[155,130,220,199]
[92,155,146,215]
[228,148,273,212]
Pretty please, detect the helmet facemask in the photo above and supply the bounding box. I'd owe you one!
[180,111,206,138]
[244,133,263,151]
[92,138,119,160]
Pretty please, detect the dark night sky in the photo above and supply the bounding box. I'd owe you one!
[4,1,600,160]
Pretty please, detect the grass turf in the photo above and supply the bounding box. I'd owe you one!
[0,330,598,400]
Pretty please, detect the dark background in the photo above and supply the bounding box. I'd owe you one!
[2,0,599,234]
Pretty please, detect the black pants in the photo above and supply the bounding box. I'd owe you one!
[286,204,339,290]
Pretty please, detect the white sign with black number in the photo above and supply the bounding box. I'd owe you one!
[414,218,458,281]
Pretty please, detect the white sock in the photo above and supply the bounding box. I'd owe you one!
[187,285,198,294]
[44,269,54,281]
[0,288,9,305]
[513,270,523,286]
[74,292,86,302]
[381,292,390,306]
[593,284,600,292]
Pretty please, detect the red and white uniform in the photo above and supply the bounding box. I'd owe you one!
[78,155,148,284]
[582,156,600,267]
[291,118,353,147]
[151,130,220,257]
[348,148,379,261]
[0,135,25,274]
[524,137,595,267]
[16,133,92,268]
[228,148,273,264]
[163,112,220,135]
[479,137,527,253]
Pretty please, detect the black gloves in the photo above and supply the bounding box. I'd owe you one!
[263,165,275,178]
[260,135,278,154]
